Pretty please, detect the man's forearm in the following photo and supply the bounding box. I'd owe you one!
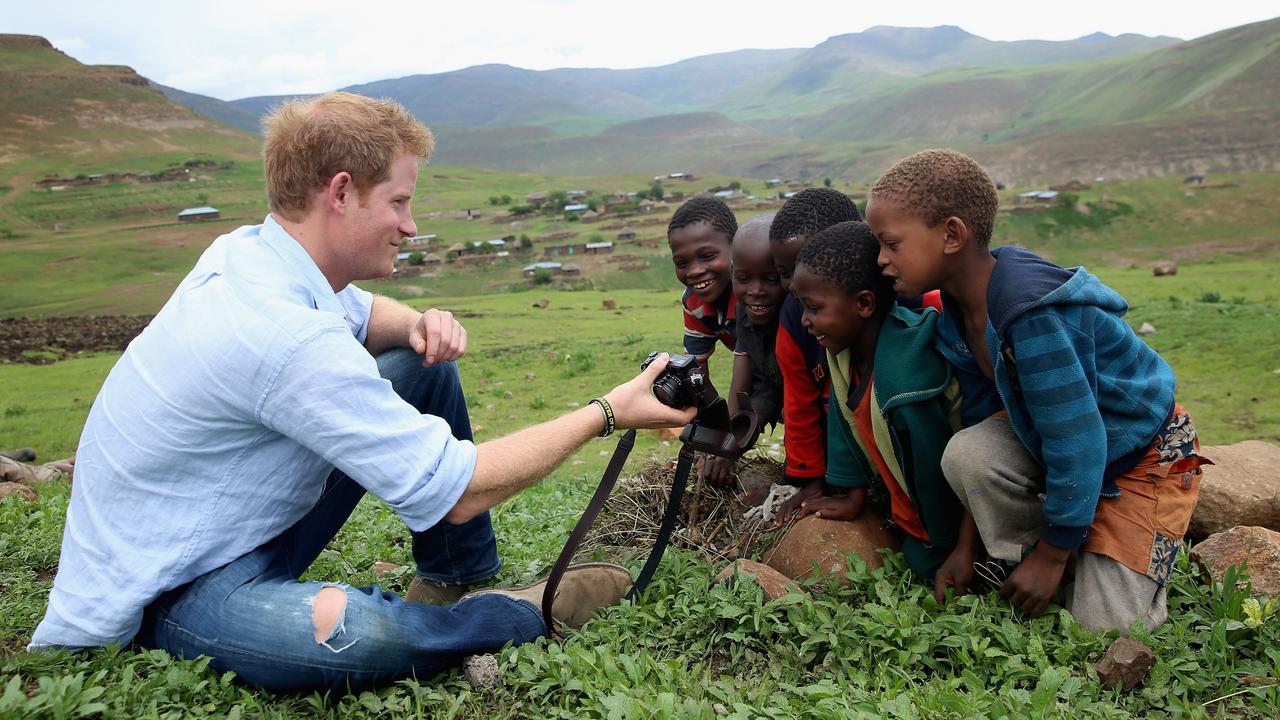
[365,296,418,355]
[445,405,605,523]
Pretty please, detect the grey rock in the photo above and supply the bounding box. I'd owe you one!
[462,654,501,690]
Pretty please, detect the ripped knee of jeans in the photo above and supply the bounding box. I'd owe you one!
[310,584,360,653]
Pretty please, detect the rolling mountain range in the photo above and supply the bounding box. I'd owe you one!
[2,18,1278,185]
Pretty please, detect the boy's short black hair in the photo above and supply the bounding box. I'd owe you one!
[870,148,999,248]
[768,188,862,244]
[796,221,894,309]
[667,197,738,241]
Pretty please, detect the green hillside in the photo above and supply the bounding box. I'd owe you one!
[222,25,1185,136]
[353,20,1280,184]
[0,35,259,185]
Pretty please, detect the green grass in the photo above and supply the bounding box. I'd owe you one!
[2,276,1280,716]
[2,162,1280,715]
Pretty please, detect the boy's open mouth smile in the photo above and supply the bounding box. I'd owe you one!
[690,279,715,291]
[745,302,773,315]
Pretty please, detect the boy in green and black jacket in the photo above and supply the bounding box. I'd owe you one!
[778,221,965,586]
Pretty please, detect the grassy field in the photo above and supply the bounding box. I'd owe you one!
[2,274,1279,717]
[1,165,1279,716]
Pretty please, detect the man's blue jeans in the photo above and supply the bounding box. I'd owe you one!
[135,349,547,692]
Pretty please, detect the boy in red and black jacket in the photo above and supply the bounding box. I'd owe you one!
[668,197,740,390]
[769,189,863,485]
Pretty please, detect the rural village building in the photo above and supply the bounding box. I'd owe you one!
[177,206,220,222]
[523,261,562,277]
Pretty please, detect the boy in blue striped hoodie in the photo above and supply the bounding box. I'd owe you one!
[866,149,1208,632]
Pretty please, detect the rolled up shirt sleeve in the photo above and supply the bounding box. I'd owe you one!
[258,327,475,531]
[337,284,375,345]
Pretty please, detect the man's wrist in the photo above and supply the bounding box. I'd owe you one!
[589,397,615,437]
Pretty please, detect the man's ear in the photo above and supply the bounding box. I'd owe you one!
[854,289,878,319]
[941,216,971,255]
[325,172,355,214]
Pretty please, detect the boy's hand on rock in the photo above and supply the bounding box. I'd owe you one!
[772,478,825,527]
[999,543,1070,616]
[700,454,735,488]
[795,487,866,523]
[933,545,978,603]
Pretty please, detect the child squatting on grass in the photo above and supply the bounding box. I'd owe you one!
[768,189,864,488]
[867,148,1209,631]
[702,213,786,486]
[777,221,966,584]
[668,196,740,390]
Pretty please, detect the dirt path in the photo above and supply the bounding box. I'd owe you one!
[0,315,151,363]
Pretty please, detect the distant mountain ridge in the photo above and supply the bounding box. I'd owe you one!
[214,25,1182,132]
[4,19,1279,187]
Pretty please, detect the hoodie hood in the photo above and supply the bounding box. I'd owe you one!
[988,246,1128,335]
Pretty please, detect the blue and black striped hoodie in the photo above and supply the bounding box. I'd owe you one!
[935,246,1176,551]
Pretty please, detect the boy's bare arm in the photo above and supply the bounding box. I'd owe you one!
[445,355,695,523]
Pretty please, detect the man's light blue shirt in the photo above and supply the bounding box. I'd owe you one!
[31,216,476,649]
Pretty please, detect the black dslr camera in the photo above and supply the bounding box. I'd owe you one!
[641,352,760,459]
[641,352,706,410]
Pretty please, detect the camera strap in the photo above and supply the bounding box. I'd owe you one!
[540,429,695,635]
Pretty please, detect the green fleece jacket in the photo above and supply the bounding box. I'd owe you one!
[826,304,965,580]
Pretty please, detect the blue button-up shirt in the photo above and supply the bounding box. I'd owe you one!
[31,216,476,649]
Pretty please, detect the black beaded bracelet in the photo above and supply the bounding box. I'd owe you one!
[589,397,615,438]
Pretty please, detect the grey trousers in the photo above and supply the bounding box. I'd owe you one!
[941,415,1167,632]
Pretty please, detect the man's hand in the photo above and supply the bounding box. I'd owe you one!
[933,544,979,603]
[999,542,1070,616]
[772,478,825,527]
[701,454,736,488]
[409,309,467,367]
[604,353,698,430]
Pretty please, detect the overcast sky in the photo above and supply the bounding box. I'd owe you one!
[6,1,1275,100]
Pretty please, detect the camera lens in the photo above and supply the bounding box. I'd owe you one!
[652,376,682,408]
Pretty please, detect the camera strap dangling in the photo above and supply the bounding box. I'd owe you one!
[539,429,694,635]
[540,393,762,636]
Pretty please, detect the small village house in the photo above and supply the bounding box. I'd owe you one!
[177,206,220,222]
[543,242,588,257]
[617,227,636,241]
[584,241,614,254]
[523,261,562,277]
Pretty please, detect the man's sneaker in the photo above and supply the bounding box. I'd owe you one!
[459,562,631,630]
[406,577,468,605]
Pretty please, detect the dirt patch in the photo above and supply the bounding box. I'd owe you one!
[0,315,152,364]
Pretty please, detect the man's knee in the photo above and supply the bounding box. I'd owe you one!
[311,585,352,648]
[376,349,462,403]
